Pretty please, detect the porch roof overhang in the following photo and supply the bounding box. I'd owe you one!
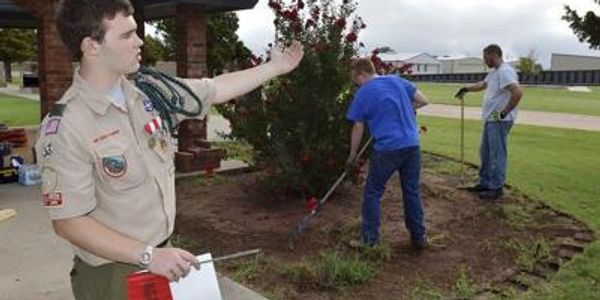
[0,0,258,28]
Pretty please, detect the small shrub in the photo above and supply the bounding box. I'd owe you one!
[453,266,477,299]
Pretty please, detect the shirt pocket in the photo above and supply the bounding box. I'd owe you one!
[93,141,146,191]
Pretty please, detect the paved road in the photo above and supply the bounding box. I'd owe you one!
[419,104,600,132]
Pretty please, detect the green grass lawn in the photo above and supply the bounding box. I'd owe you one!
[416,82,600,117]
[419,115,600,299]
[0,93,40,126]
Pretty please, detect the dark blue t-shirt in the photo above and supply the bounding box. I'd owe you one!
[346,75,419,151]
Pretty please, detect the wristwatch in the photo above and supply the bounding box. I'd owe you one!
[138,245,153,269]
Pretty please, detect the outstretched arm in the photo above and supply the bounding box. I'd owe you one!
[455,80,487,99]
[212,41,304,104]
[347,122,365,163]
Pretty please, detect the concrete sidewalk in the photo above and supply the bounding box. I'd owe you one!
[0,183,266,300]
[420,104,600,132]
[0,84,39,101]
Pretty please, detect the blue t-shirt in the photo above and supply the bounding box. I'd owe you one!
[346,75,419,151]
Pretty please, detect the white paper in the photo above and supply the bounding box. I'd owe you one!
[169,253,222,300]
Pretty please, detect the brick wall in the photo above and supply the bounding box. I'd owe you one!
[175,4,207,78]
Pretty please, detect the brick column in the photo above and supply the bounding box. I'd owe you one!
[37,1,72,118]
[175,4,207,78]
[175,4,209,151]
[13,0,72,119]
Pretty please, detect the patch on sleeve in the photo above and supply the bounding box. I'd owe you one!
[143,98,154,112]
[41,143,54,158]
[43,192,64,208]
[44,119,61,135]
[41,167,57,193]
[49,104,66,117]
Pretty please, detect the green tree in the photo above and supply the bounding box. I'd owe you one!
[143,34,166,66]
[562,1,600,49]
[0,29,37,83]
[517,50,543,75]
[150,12,251,75]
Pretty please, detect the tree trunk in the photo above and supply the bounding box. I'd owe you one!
[4,61,11,83]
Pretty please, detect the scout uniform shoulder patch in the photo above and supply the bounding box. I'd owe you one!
[44,103,67,136]
[44,119,61,135]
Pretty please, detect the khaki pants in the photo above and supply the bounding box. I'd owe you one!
[70,256,140,300]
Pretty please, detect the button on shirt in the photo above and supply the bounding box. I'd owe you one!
[35,70,216,266]
[482,63,519,121]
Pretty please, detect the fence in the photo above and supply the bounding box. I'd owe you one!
[406,69,600,86]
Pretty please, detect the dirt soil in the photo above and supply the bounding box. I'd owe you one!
[174,153,594,299]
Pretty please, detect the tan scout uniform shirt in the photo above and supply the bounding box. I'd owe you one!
[35,71,215,266]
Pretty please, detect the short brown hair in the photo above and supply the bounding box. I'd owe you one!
[56,0,135,60]
[483,44,503,58]
[351,58,376,75]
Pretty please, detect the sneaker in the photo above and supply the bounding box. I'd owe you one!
[411,236,428,251]
[478,188,503,200]
[348,239,376,249]
[464,183,489,193]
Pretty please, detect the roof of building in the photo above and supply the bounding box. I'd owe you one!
[0,0,258,28]
[551,53,600,60]
[379,52,441,65]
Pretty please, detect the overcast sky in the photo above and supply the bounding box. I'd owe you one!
[235,0,600,68]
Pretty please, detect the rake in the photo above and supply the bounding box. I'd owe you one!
[288,136,373,249]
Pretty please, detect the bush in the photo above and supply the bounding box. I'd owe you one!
[217,0,368,198]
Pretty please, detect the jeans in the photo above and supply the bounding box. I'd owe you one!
[479,121,513,190]
[362,146,426,245]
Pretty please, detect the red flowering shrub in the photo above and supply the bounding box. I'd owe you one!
[218,0,373,197]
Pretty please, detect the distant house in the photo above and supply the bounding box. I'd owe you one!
[379,53,441,74]
[551,53,600,71]
[437,56,489,74]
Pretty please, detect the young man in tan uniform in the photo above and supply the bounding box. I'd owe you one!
[35,0,303,299]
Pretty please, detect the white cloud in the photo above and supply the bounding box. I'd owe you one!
[237,0,600,68]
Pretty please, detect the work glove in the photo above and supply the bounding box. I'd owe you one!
[490,111,507,121]
[454,87,468,99]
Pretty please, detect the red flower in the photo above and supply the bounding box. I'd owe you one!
[311,7,320,19]
[335,18,346,29]
[306,197,319,211]
[268,0,282,11]
[282,9,299,22]
[345,32,357,42]
[292,21,303,33]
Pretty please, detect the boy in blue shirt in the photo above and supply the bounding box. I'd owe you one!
[346,58,429,249]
